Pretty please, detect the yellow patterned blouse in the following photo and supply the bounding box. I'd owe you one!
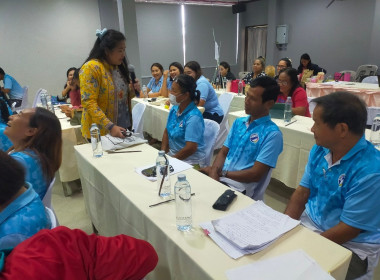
[80,59,118,139]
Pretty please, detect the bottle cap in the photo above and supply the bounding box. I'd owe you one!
[177,174,186,181]
[158,150,165,156]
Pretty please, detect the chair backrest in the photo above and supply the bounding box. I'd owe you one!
[362,76,379,84]
[42,177,56,209]
[202,119,220,167]
[32,88,47,107]
[45,207,58,229]
[238,71,250,79]
[214,92,235,149]
[16,86,28,110]
[247,168,273,201]
[354,65,378,82]
[132,102,146,136]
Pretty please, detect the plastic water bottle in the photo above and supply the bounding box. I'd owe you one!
[222,77,227,91]
[156,150,171,197]
[238,79,243,96]
[46,95,55,114]
[175,174,192,231]
[142,85,148,101]
[284,96,292,123]
[40,91,48,109]
[370,114,380,150]
[90,123,103,157]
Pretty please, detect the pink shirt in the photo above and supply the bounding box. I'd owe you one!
[276,87,311,117]
[69,89,81,107]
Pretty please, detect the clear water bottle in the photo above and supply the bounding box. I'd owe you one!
[175,174,192,231]
[156,150,171,197]
[142,85,148,101]
[238,79,243,96]
[90,123,103,157]
[284,96,292,123]
[46,95,55,114]
[40,91,48,109]
[222,77,227,91]
[370,114,380,150]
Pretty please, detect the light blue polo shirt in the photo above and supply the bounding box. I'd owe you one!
[301,136,380,244]
[0,183,50,250]
[147,76,164,93]
[0,124,12,152]
[3,74,23,99]
[196,76,224,116]
[167,78,173,91]
[166,102,205,165]
[10,149,48,200]
[223,115,283,171]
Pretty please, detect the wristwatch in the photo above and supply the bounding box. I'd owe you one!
[221,169,228,177]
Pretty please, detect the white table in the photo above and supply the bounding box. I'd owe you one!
[55,108,84,195]
[75,143,351,280]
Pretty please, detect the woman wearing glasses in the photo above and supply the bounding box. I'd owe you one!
[274,58,292,80]
[276,68,311,117]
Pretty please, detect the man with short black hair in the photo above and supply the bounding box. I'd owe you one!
[0,151,50,250]
[285,91,380,279]
[0,67,24,107]
[201,76,283,199]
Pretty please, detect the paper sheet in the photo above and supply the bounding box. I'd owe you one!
[225,249,334,280]
[135,157,193,181]
[211,201,300,250]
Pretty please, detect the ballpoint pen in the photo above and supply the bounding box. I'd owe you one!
[285,120,297,126]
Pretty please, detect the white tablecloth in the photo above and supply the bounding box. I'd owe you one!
[74,143,351,280]
[215,89,245,112]
[55,108,82,182]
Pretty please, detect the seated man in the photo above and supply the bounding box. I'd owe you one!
[285,92,380,279]
[201,76,283,200]
[0,68,24,107]
[0,151,50,250]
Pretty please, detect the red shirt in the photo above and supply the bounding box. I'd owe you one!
[276,87,311,117]
[69,89,81,107]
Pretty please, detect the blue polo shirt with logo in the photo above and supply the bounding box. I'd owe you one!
[166,102,205,164]
[147,76,164,93]
[301,136,380,244]
[223,115,283,172]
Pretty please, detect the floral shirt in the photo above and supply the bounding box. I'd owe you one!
[242,71,266,84]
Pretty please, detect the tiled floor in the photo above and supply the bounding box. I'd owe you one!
[53,171,380,279]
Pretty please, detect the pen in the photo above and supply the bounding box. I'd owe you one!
[149,193,195,208]
[106,150,142,154]
[285,120,297,126]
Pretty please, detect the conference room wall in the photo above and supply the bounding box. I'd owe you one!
[242,0,377,75]
[0,0,101,106]
[135,3,238,85]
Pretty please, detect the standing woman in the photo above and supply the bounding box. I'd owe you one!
[242,57,266,84]
[276,68,311,117]
[3,107,62,199]
[145,63,164,98]
[184,61,224,124]
[80,28,134,139]
[161,74,205,166]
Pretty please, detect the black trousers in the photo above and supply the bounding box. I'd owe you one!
[203,112,223,124]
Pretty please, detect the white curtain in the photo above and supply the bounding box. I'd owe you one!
[246,26,267,71]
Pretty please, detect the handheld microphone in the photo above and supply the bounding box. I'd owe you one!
[128,64,137,84]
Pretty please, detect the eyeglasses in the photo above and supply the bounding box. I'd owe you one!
[277,80,288,86]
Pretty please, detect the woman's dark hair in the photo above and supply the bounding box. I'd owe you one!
[279,68,301,97]
[312,91,367,135]
[279,58,292,68]
[169,62,184,81]
[0,98,10,123]
[84,29,130,83]
[24,108,62,185]
[64,67,77,90]
[254,57,266,71]
[219,61,231,72]
[174,74,201,103]
[0,151,25,204]
[0,67,5,76]
[299,53,311,68]
[184,61,202,80]
[151,62,163,73]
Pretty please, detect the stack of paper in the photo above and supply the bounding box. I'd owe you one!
[225,249,334,280]
[200,201,300,259]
